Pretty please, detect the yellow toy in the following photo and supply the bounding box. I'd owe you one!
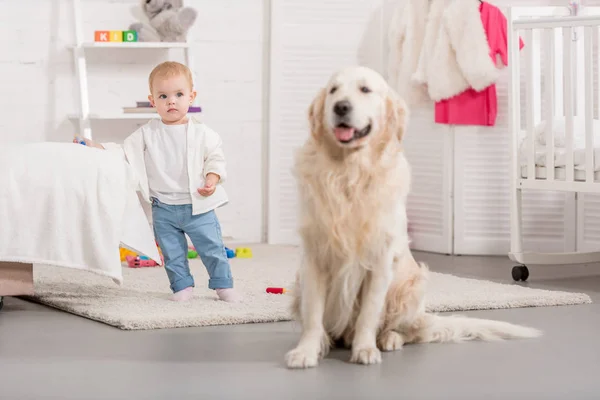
[235,247,252,258]
[119,247,138,262]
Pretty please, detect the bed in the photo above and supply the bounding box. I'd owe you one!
[0,141,161,308]
[508,6,600,281]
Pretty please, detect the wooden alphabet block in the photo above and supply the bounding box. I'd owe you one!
[109,30,123,42]
[94,30,110,42]
[122,30,138,42]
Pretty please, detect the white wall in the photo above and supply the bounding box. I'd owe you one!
[0,0,265,243]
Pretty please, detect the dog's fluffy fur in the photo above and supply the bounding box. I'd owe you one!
[285,66,541,369]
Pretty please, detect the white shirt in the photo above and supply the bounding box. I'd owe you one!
[102,117,229,216]
[144,122,192,205]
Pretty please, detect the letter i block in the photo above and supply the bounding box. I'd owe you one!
[94,31,109,42]
[122,30,138,42]
[109,31,123,42]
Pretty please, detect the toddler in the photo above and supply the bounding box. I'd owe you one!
[78,61,241,303]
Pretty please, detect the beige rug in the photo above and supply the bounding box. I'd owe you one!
[25,245,592,330]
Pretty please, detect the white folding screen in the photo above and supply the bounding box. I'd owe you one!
[578,195,600,250]
[402,108,454,254]
[268,0,385,244]
[453,5,576,255]
[380,0,453,254]
[577,4,600,253]
[268,0,454,250]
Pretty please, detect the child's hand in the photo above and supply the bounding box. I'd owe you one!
[73,136,104,149]
[197,173,220,197]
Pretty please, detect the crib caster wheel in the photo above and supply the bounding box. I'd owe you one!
[512,266,529,282]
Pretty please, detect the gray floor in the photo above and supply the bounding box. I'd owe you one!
[2,251,600,400]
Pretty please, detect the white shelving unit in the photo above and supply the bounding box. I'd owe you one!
[77,42,190,49]
[71,0,195,139]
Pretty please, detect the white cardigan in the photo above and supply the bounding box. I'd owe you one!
[103,118,229,216]
[388,0,499,105]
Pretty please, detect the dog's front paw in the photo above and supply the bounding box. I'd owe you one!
[378,331,404,352]
[350,347,382,365]
[285,347,320,369]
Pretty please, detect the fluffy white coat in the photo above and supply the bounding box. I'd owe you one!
[388,0,499,105]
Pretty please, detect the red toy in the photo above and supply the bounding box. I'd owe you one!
[266,287,289,294]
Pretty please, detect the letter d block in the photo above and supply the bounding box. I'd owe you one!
[123,30,138,42]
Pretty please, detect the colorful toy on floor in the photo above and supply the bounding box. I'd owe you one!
[119,247,138,262]
[125,255,160,268]
[94,30,138,42]
[225,247,236,258]
[188,246,198,259]
[181,245,239,260]
[235,247,252,258]
[266,287,289,294]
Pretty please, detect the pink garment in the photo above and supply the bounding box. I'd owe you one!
[435,1,524,126]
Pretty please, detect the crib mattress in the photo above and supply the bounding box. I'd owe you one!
[520,146,600,170]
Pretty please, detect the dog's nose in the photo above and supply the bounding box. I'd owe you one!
[333,100,352,117]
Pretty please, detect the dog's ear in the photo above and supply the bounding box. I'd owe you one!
[308,88,327,141]
[386,90,409,143]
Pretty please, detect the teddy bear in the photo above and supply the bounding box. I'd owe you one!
[129,0,197,42]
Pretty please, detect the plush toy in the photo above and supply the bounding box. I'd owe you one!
[129,0,197,42]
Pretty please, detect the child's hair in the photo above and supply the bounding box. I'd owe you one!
[148,61,193,93]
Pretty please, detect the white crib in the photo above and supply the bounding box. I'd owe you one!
[508,6,600,281]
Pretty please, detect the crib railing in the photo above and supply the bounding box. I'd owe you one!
[508,10,600,193]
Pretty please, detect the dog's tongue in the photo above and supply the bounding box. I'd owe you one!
[334,127,355,141]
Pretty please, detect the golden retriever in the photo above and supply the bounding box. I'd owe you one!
[285,66,542,369]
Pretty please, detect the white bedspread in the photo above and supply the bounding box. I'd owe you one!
[0,142,161,284]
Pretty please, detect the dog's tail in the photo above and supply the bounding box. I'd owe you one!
[411,313,542,344]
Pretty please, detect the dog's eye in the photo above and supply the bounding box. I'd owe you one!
[360,86,371,93]
[329,86,337,94]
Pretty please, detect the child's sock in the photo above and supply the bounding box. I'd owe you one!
[171,286,194,302]
[216,288,242,303]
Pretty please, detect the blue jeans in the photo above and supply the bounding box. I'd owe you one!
[151,198,233,293]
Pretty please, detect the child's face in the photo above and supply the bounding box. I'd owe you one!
[148,74,197,124]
